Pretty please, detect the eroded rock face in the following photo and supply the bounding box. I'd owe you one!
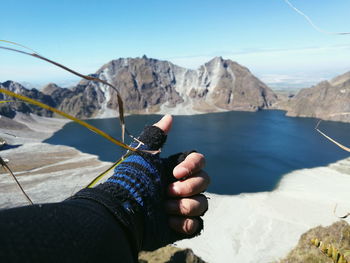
[277,71,350,122]
[0,57,277,118]
[75,56,277,116]
[0,81,56,118]
[99,57,184,114]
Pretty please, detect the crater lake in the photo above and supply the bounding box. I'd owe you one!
[44,110,350,195]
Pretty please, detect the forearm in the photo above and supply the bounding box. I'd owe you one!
[0,197,135,263]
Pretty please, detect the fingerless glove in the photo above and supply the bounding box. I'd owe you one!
[72,125,203,252]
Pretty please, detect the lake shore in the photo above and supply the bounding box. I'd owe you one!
[0,113,112,207]
[1,113,350,263]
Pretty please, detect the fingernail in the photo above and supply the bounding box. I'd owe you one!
[185,219,197,235]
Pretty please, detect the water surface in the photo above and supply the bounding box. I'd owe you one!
[45,110,350,195]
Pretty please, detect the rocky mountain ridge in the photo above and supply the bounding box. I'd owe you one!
[0,81,56,118]
[0,57,277,119]
[276,71,350,122]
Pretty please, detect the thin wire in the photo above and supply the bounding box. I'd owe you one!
[284,0,350,35]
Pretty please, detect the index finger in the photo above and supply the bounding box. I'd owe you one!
[173,152,206,179]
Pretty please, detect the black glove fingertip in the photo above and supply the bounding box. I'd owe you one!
[138,126,167,150]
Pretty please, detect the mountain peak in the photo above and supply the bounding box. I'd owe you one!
[42,83,61,96]
[1,56,277,118]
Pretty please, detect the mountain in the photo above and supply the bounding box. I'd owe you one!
[1,57,277,118]
[62,56,277,118]
[0,81,56,118]
[276,71,350,122]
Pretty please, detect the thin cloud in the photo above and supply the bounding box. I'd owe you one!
[166,44,350,62]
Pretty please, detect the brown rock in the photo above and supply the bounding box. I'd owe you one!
[279,221,350,263]
[0,81,56,118]
[0,57,278,118]
[277,71,350,122]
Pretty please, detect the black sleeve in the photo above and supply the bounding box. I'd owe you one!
[0,198,136,263]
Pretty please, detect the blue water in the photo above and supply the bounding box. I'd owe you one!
[44,110,350,195]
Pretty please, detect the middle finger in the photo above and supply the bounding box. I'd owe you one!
[168,170,210,197]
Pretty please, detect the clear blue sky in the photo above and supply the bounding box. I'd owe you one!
[1,0,350,88]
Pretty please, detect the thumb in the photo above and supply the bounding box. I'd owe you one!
[153,115,173,134]
[137,115,172,151]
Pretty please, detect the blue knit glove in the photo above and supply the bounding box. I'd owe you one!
[95,125,203,251]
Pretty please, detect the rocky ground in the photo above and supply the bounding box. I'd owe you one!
[0,113,112,207]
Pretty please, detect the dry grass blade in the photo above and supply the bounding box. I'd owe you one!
[0,40,40,54]
[86,140,149,188]
[0,40,127,142]
[315,119,350,152]
[85,154,130,188]
[0,100,15,103]
[0,156,33,205]
[0,40,160,189]
[0,87,136,152]
[311,238,348,263]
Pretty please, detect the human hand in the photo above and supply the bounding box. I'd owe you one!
[92,114,209,251]
[153,115,210,236]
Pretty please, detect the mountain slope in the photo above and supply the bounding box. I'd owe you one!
[0,81,56,118]
[1,57,277,118]
[277,71,350,122]
[64,56,277,117]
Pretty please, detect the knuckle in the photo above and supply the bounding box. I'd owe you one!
[179,199,192,216]
[185,183,195,195]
